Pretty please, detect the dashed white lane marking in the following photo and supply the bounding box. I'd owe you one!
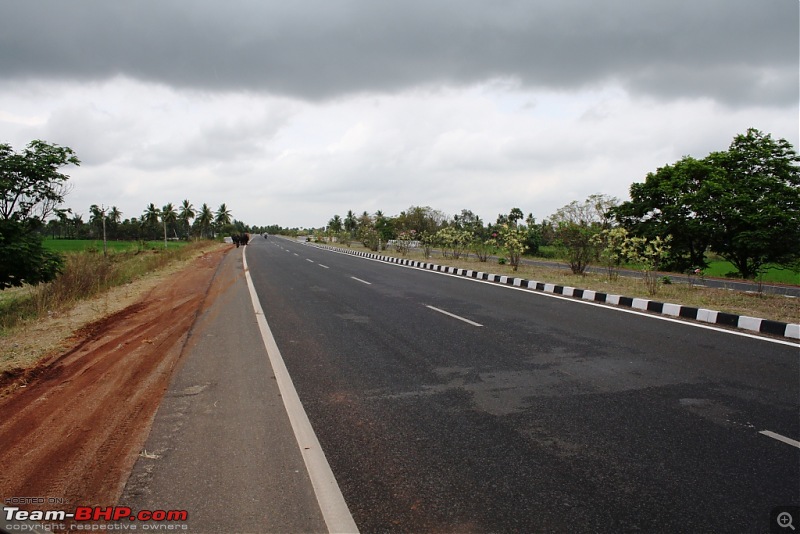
[294,253,299,256]
[759,430,800,449]
[425,305,483,327]
[318,264,330,269]
[242,248,359,534]
[306,259,314,263]
[351,276,372,285]
[312,245,798,347]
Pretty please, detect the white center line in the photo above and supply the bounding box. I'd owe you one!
[350,276,372,285]
[318,264,330,269]
[426,305,483,327]
[759,430,800,449]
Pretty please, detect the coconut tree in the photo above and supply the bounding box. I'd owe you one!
[161,202,178,248]
[196,203,214,239]
[142,203,160,240]
[178,199,195,239]
[215,203,232,227]
[107,206,122,240]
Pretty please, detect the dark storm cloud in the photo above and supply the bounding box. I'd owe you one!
[1,0,796,106]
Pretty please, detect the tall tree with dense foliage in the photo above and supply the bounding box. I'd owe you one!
[613,129,799,278]
[0,140,79,289]
[701,129,800,279]
[612,156,714,272]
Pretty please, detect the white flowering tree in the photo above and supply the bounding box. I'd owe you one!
[620,235,672,296]
[494,223,528,271]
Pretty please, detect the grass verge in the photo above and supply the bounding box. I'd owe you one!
[0,240,225,333]
[0,240,229,377]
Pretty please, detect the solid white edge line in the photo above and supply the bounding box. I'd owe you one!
[243,247,359,534]
[759,430,800,449]
[350,276,372,285]
[426,305,483,327]
[312,245,799,348]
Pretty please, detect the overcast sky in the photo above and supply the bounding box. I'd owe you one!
[1,1,797,229]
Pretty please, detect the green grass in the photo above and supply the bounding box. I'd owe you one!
[43,239,189,253]
[528,246,797,285]
[702,261,799,285]
[1,240,215,332]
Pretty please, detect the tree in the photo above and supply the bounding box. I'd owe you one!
[374,210,394,244]
[549,194,618,274]
[108,206,122,240]
[700,129,800,279]
[178,199,195,239]
[344,210,358,236]
[161,203,178,247]
[215,203,232,228]
[612,156,715,272]
[492,224,528,271]
[613,129,800,279]
[142,203,160,240]
[0,140,79,289]
[89,204,105,237]
[196,203,214,238]
[395,206,446,235]
[328,214,343,233]
[0,140,79,223]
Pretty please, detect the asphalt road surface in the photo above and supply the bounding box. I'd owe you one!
[244,236,798,533]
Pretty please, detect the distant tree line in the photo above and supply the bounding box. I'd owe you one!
[320,128,799,281]
[3,128,796,290]
[0,139,248,289]
[44,201,239,242]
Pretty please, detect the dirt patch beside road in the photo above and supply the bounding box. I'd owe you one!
[0,245,231,512]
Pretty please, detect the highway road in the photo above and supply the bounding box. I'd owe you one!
[244,236,799,533]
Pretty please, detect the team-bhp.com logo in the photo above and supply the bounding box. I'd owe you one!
[4,506,188,530]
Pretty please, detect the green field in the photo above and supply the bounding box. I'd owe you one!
[43,239,189,253]
[531,246,797,285]
[702,261,799,285]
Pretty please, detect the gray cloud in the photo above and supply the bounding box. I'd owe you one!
[1,0,796,107]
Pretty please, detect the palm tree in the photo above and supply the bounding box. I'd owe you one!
[143,203,160,225]
[328,215,343,233]
[107,206,122,240]
[161,203,178,247]
[215,203,232,227]
[197,203,214,239]
[178,199,195,239]
[143,203,160,240]
[109,206,122,224]
[344,210,357,236]
[89,204,104,236]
